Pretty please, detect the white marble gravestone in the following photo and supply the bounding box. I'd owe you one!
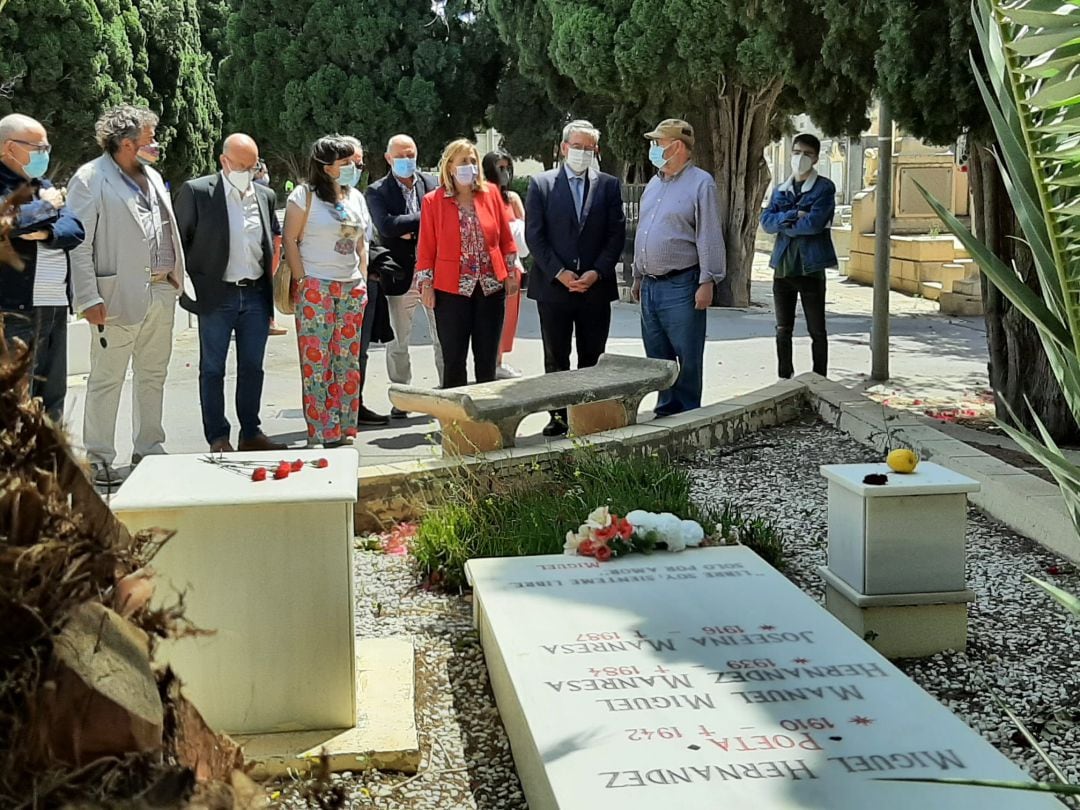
[466,547,1061,810]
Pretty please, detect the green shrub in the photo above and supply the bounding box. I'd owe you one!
[509,175,531,201]
[413,446,717,589]
[736,516,785,571]
[411,445,789,589]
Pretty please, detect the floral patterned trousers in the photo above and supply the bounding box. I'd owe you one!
[294,277,367,445]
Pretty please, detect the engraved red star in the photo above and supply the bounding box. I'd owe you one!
[759,624,776,631]
[850,716,875,726]
[793,657,810,664]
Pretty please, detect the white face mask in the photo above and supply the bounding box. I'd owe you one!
[565,147,593,175]
[227,168,253,193]
[454,164,478,185]
[791,153,814,177]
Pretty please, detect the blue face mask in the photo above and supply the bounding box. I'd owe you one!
[337,163,360,188]
[392,157,416,179]
[24,151,49,179]
[648,143,669,170]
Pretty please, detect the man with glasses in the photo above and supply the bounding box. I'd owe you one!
[0,114,85,421]
[525,119,626,437]
[67,105,185,486]
[173,133,285,453]
[632,118,726,417]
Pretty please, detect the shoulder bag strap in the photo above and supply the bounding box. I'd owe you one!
[296,184,314,244]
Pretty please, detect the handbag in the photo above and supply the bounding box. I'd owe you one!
[509,217,530,259]
[274,187,313,316]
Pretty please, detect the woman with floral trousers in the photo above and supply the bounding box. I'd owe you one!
[282,135,371,447]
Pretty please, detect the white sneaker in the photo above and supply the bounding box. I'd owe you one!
[496,363,522,380]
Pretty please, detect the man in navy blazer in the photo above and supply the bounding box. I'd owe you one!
[525,120,626,436]
[366,134,443,418]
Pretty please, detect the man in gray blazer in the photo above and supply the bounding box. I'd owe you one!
[67,105,186,487]
[174,133,285,454]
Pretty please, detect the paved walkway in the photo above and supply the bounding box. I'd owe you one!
[61,253,990,471]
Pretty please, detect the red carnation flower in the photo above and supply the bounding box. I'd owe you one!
[251,467,267,481]
[578,539,597,557]
[274,462,291,480]
[315,458,329,468]
[595,545,613,562]
[291,459,304,472]
[595,524,618,543]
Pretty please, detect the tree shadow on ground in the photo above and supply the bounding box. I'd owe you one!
[445,629,529,809]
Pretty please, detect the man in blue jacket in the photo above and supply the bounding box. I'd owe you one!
[760,133,837,379]
[0,114,85,420]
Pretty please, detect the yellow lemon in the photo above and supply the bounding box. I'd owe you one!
[886,448,919,474]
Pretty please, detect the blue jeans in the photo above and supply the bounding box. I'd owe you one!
[640,270,706,415]
[198,285,271,444]
[1,305,67,421]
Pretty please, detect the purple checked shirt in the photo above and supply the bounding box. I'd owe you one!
[632,162,727,285]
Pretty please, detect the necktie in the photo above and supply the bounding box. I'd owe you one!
[571,176,584,220]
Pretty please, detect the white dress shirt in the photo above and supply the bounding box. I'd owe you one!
[222,173,264,282]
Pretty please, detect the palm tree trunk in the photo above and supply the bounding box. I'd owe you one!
[969,136,1080,443]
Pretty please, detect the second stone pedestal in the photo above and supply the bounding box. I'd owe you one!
[819,566,974,658]
[819,461,980,658]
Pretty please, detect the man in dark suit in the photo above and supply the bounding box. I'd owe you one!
[174,133,284,453]
[525,120,626,436]
[366,134,443,415]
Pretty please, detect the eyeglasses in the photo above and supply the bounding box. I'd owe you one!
[10,139,51,155]
[96,324,107,349]
[353,162,365,173]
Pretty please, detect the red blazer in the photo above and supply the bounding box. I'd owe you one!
[416,186,517,294]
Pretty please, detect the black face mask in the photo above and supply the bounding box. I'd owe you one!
[497,168,511,188]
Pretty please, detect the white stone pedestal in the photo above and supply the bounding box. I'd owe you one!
[466,548,1058,810]
[820,462,979,657]
[111,448,359,735]
[821,462,979,595]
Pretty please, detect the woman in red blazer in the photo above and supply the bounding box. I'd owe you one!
[416,139,519,388]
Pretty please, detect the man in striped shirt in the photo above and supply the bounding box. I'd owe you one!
[0,114,85,421]
[632,119,726,416]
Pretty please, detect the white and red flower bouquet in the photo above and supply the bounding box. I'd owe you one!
[564,506,705,562]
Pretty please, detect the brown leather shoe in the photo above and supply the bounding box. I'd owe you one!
[238,434,286,452]
[210,438,235,453]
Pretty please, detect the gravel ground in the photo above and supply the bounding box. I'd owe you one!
[273,550,527,810]
[691,416,1080,803]
[274,415,1080,808]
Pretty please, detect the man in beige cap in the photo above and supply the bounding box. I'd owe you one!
[631,118,726,416]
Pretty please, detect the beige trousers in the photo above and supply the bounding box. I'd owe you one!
[83,283,176,465]
[385,287,444,387]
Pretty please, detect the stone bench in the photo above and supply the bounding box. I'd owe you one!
[388,353,679,455]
